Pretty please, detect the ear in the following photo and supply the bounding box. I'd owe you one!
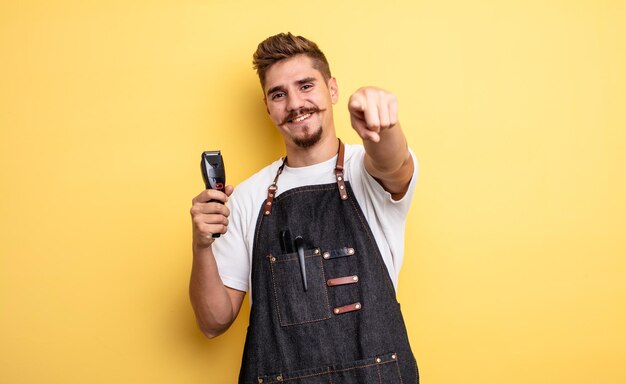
[263,97,269,114]
[328,77,339,104]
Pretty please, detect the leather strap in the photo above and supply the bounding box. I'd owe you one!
[263,158,287,216]
[334,139,348,200]
[322,247,355,260]
[264,139,347,216]
[327,275,359,287]
[333,302,362,315]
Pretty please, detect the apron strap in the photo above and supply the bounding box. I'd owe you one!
[334,139,348,201]
[264,139,347,216]
[263,157,287,216]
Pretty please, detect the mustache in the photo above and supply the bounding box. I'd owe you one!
[281,107,325,125]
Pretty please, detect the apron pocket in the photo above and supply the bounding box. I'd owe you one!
[268,248,332,326]
[257,352,403,384]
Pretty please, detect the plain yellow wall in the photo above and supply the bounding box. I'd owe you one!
[1,1,625,383]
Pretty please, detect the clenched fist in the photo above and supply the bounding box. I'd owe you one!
[348,87,399,143]
[190,186,234,248]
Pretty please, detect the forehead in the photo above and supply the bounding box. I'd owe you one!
[263,55,325,92]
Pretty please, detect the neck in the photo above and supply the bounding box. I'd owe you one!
[285,134,339,167]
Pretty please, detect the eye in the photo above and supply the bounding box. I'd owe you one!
[271,92,285,100]
[301,84,313,91]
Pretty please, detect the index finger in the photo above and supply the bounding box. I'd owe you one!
[192,188,229,204]
[348,92,366,114]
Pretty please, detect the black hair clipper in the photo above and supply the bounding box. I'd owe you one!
[201,150,226,238]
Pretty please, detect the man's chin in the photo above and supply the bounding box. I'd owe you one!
[292,128,323,148]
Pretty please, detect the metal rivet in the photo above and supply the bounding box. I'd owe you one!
[348,248,354,254]
[392,354,397,360]
[270,256,276,262]
[340,185,344,189]
[314,249,320,254]
[265,211,270,215]
[269,193,274,197]
[355,303,361,309]
[258,379,264,384]
[353,276,358,281]
[276,375,283,381]
[323,252,330,259]
[334,308,340,314]
[267,202,272,205]
[376,357,381,363]
[338,176,342,181]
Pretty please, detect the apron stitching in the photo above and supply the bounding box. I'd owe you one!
[263,359,399,383]
[269,255,332,327]
[272,254,323,263]
[268,254,285,326]
[395,353,405,384]
[327,367,334,384]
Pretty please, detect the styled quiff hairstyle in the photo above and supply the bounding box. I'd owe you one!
[253,32,332,88]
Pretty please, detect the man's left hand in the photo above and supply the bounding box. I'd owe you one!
[348,87,398,143]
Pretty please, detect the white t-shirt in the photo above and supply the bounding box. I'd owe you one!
[213,144,418,294]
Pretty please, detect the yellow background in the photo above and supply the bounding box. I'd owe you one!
[1,0,625,383]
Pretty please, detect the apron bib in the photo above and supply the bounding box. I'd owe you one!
[239,140,419,384]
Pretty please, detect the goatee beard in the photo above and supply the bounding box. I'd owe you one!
[293,126,323,148]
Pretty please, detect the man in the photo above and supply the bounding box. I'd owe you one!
[190,33,419,383]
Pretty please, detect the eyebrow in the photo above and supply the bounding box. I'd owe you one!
[297,77,317,85]
[266,77,318,97]
[267,85,285,97]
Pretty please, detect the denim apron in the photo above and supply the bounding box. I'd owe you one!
[239,140,418,384]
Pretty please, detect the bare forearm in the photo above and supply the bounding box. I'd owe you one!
[364,122,408,174]
[363,123,414,196]
[189,186,244,338]
[189,245,238,338]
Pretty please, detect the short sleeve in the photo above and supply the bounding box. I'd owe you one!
[352,147,418,219]
[212,191,251,292]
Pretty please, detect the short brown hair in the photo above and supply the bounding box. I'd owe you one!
[252,32,332,88]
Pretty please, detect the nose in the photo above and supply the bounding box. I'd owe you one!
[286,92,305,112]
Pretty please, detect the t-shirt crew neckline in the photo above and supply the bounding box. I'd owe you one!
[283,154,339,174]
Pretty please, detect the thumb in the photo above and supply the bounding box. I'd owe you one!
[225,185,235,197]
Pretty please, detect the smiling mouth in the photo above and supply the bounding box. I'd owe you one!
[288,113,312,123]
[282,107,326,125]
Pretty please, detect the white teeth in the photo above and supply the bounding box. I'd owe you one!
[292,113,311,123]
